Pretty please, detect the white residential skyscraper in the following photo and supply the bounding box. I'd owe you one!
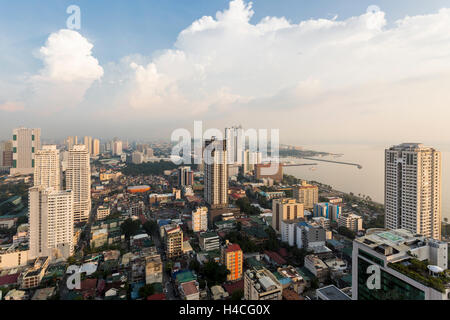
[92,139,100,156]
[385,143,441,240]
[84,136,93,155]
[34,145,61,190]
[29,186,74,260]
[243,150,262,174]
[113,140,123,156]
[11,127,41,175]
[225,126,244,165]
[66,145,91,223]
[66,136,78,151]
[204,138,228,208]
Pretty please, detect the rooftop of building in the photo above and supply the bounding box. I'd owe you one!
[357,229,450,292]
[305,255,328,271]
[224,242,242,253]
[317,285,351,300]
[389,258,450,293]
[355,228,444,260]
[245,267,281,293]
[147,293,166,300]
[264,250,287,265]
[388,143,439,152]
[181,280,199,296]
[223,279,244,295]
[0,273,20,286]
[31,287,55,300]
[199,231,219,239]
[175,270,197,283]
[282,288,304,300]
[277,266,304,282]
[211,285,228,297]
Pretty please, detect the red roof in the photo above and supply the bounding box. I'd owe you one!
[0,273,19,286]
[264,250,287,265]
[283,289,304,300]
[278,248,289,258]
[230,194,240,200]
[223,279,244,295]
[181,281,199,296]
[80,278,97,291]
[147,293,166,300]
[225,243,242,253]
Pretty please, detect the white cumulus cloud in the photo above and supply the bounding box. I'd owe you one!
[119,0,450,143]
[26,29,104,111]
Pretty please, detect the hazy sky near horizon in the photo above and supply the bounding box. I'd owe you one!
[2,0,450,146]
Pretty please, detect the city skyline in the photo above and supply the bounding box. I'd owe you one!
[1,0,450,145]
[2,0,450,305]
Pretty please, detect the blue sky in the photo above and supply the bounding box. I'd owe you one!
[2,0,449,69]
[1,0,450,144]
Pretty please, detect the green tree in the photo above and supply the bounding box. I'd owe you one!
[202,261,230,285]
[120,218,141,239]
[139,284,156,298]
[291,247,308,265]
[143,220,158,234]
[236,197,261,216]
[165,261,174,274]
[189,259,201,273]
[231,289,244,300]
[67,256,77,265]
[198,279,206,289]
[263,227,280,251]
[337,226,356,240]
[121,160,178,176]
[310,277,320,289]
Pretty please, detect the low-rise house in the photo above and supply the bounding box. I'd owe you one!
[179,280,200,300]
[0,272,20,288]
[147,293,166,300]
[31,287,55,300]
[210,285,229,300]
[215,220,235,230]
[277,266,306,294]
[304,255,329,283]
[282,288,303,300]
[0,243,29,269]
[97,206,111,220]
[263,250,287,266]
[4,289,26,300]
[77,278,98,299]
[145,253,162,285]
[323,257,347,277]
[199,232,220,252]
[20,256,49,289]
